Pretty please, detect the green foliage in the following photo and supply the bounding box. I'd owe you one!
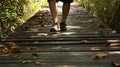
[76,0,120,33]
[0,0,47,38]
[0,0,27,38]
[23,0,47,20]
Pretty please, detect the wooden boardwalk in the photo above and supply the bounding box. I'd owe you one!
[0,2,120,67]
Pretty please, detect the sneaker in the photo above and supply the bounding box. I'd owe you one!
[50,23,60,32]
[60,22,67,32]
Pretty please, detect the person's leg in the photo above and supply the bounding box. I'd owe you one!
[48,0,58,23]
[60,3,70,31]
[48,0,59,32]
[61,3,70,23]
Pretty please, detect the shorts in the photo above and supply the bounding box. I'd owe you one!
[48,0,73,3]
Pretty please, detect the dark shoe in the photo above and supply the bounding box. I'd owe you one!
[50,23,60,32]
[60,22,67,32]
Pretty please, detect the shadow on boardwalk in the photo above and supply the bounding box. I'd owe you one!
[0,2,120,67]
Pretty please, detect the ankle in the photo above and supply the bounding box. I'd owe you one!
[60,22,66,25]
[61,22,66,23]
[53,22,58,25]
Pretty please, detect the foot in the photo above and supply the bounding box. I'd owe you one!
[50,23,60,32]
[60,22,67,32]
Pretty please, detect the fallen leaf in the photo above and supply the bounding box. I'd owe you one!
[11,46,22,53]
[0,45,4,48]
[2,48,10,54]
[1,54,11,57]
[80,40,89,43]
[112,31,116,34]
[32,53,38,56]
[110,43,120,47]
[27,47,37,50]
[35,61,42,65]
[91,47,100,50]
[88,20,94,23]
[76,16,81,20]
[8,42,17,48]
[22,60,32,64]
[10,55,23,59]
[89,25,95,28]
[93,53,109,60]
[111,62,120,67]
[107,40,120,47]
[107,40,120,43]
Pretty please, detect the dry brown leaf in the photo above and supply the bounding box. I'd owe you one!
[22,60,32,64]
[80,40,89,43]
[11,46,22,53]
[110,43,120,47]
[27,47,37,50]
[1,53,11,57]
[35,61,42,65]
[8,42,17,47]
[2,48,10,54]
[91,47,100,50]
[76,16,81,20]
[107,40,120,47]
[88,20,94,23]
[39,16,42,19]
[0,45,4,48]
[10,55,23,59]
[27,47,33,50]
[89,25,95,28]
[107,40,120,43]
[32,53,38,56]
[7,42,22,53]
[112,62,120,67]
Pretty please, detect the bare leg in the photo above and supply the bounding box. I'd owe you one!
[61,3,70,23]
[60,3,70,31]
[48,0,59,32]
[48,0,58,23]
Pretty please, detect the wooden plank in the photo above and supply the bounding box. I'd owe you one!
[0,52,120,64]
[2,37,120,42]
[3,39,120,44]
[0,52,120,67]
[10,46,120,52]
[0,64,115,67]
[2,41,111,46]
[5,34,120,40]
[0,52,120,59]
